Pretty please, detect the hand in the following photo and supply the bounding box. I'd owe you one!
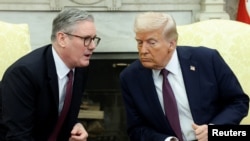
[69,123,88,141]
[192,123,208,141]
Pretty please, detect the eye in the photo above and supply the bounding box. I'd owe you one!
[148,40,157,46]
[84,36,92,42]
[136,40,143,46]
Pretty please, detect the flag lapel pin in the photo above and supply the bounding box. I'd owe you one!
[190,65,195,71]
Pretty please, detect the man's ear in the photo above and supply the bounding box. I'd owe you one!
[57,32,67,47]
[169,40,177,50]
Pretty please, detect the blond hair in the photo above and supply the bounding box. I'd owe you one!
[134,12,178,41]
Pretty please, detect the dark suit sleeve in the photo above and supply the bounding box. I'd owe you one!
[1,66,36,141]
[0,81,7,140]
[119,64,170,141]
[208,50,249,124]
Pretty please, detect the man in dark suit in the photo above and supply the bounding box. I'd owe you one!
[0,8,101,141]
[119,12,249,141]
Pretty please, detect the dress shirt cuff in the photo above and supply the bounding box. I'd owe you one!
[165,136,179,141]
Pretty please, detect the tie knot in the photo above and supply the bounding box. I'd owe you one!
[160,69,169,77]
[67,70,73,79]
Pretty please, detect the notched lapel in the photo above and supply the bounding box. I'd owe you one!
[46,46,59,108]
[138,68,168,123]
[178,53,201,122]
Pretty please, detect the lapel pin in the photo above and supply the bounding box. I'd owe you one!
[190,65,195,71]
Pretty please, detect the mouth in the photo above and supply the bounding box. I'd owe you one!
[84,53,92,59]
[140,58,151,62]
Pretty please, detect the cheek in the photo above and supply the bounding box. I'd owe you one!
[74,45,85,54]
[70,46,84,63]
[153,48,169,63]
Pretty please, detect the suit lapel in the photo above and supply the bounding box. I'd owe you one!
[46,46,59,108]
[137,64,169,124]
[177,47,201,121]
[71,67,88,103]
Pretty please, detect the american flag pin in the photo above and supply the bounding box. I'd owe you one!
[190,65,195,71]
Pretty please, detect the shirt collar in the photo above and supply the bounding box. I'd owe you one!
[152,49,180,77]
[166,49,179,75]
[52,47,71,79]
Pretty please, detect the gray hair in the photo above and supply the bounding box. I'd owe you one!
[134,12,178,41]
[51,8,94,41]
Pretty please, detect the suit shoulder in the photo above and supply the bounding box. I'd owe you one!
[178,45,216,52]
[120,59,141,76]
[3,45,52,76]
[15,44,51,64]
[177,45,219,56]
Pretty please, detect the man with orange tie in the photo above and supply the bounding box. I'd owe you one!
[119,12,249,141]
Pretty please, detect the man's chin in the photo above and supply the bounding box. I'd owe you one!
[141,62,163,70]
[141,62,154,69]
[79,60,90,67]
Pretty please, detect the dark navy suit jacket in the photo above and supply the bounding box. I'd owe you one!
[120,46,249,141]
[0,44,88,141]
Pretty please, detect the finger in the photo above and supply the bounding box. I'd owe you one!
[196,129,207,138]
[71,123,83,135]
[195,125,208,141]
[70,135,87,141]
[192,123,199,130]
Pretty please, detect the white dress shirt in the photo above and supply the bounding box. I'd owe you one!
[52,47,73,115]
[152,49,196,141]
